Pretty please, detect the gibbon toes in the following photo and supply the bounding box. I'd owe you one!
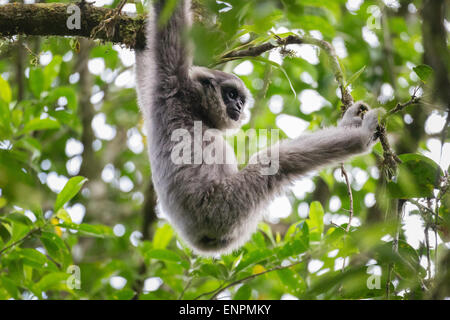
[339,101,370,128]
[362,108,384,132]
[359,108,385,145]
[339,102,384,146]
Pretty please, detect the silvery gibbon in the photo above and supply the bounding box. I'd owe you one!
[135,0,381,255]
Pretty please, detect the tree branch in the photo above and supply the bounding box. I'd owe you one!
[340,165,354,233]
[0,3,146,48]
[0,228,40,256]
[219,34,353,109]
[194,259,303,300]
[383,95,421,120]
[376,93,421,179]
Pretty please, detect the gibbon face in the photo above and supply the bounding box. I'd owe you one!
[190,66,252,130]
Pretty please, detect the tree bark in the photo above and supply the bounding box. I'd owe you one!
[76,38,101,180]
[421,0,450,108]
[0,3,146,48]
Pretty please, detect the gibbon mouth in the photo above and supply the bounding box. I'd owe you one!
[227,106,241,121]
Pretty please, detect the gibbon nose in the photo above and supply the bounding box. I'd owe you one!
[236,100,243,111]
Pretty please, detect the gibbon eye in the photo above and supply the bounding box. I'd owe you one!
[227,88,238,100]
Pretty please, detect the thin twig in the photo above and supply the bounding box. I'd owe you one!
[91,0,129,40]
[382,87,421,122]
[408,199,442,218]
[194,259,303,300]
[424,224,432,279]
[218,33,353,108]
[386,199,405,299]
[433,199,439,277]
[0,228,40,256]
[340,165,354,233]
[330,222,346,231]
[377,92,422,179]
[178,278,192,300]
[209,259,302,300]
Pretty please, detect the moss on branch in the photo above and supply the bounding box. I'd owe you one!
[0,3,146,48]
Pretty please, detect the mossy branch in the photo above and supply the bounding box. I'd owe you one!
[0,3,146,48]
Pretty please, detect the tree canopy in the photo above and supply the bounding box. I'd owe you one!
[0,0,449,300]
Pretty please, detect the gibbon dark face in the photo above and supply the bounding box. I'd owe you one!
[222,84,245,121]
[191,66,251,129]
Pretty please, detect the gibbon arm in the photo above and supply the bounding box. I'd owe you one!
[152,0,192,82]
[135,0,192,117]
[218,106,380,215]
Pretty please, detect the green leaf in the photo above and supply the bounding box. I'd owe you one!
[306,201,324,241]
[46,86,78,110]
[0,222,11,243]
[29,68,45,98]
[77,224,113,237]
[296,15,335,36]
[36,272,70,292]
[58,222,113,238]
[40,231,71,266]
[22,118,60,134]
[6,212,33,226]
[197,263,221,278]
[135,1,144,14]
[0,276,20,299]
[43,55,62,90]
[0,75,12,103]
[11,109,23,128]
[395,240,422,278]
[234,284,252,300]
[111,289,135,300]
[0,100,11,137]
[18,248,48,268]
[413,64,433,83]
[345,65,366,88]
[279,222,309,258]
[91,46,119,70]
[235,249,273,272]
[251,231,266,248]
[54,176,88,212]
[387,154,441,198]
[145,249,182,262]
[0,197,7,209]
[56,208,72,223]
[277,268,305,296]
[153,223,174,249]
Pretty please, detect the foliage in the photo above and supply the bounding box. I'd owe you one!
[0,0,448,300]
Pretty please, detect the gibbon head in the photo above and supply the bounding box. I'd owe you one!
[190,66,253,130]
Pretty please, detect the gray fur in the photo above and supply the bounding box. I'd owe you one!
[135,0,382,255]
